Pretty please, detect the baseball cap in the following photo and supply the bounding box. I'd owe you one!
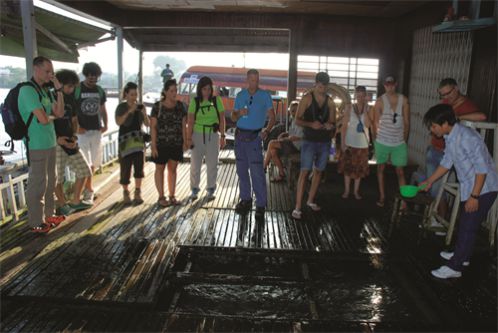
[384,75,397,84]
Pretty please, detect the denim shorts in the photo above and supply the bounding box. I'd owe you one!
[300,140,329,171]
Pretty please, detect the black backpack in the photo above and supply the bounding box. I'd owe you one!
[1,80,43,150]
[194,96,220,122]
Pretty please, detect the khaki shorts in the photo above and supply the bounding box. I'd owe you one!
[56,145,92,183]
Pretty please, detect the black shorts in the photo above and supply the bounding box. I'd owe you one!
[279,140,299,156]
[152,145,184,164]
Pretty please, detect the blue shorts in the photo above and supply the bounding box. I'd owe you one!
[300,140,329,171]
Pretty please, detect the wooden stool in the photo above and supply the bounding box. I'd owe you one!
[389,192,435,238]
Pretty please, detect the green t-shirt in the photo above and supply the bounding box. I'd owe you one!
[18,85,56,150]
[188,96,225,133]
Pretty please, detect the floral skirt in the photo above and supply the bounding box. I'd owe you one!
[338,147,369,179]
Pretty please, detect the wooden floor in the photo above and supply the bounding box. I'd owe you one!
[0,159,496,332]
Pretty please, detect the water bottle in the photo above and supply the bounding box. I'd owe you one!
[329,140,336,161]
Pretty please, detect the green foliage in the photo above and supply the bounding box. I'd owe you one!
[0,67,27,89]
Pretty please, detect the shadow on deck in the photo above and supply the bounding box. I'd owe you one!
[0,159,496,332]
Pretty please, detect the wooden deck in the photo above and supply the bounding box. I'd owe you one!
[0,160,496,332]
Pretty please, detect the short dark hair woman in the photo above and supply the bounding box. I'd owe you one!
[115,82,150,204]
[150,79,188,206]
[185,76,226,200]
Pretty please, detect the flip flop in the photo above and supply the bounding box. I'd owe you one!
[271,174,286,183]
[306,202,321,212]
[376,200,385,208]
[291,209,302,219]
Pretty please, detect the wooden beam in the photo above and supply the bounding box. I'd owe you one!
[35,22,73,54]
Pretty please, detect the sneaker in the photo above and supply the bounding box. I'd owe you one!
[83,189,95,204]
[60,204,76,216]
[255,206,265,220]
[31,223,51,234]
[235,199,252,215]
[46,215,66,227]
[431,265,462,279]
[134,188,144,205]
[190,188,200,200]
[123,190,132,205]
[71,201,93,211]
[206,188,215,200]
[440,251,469,266]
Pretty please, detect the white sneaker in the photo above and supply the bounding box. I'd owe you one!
[83,189,95,203]
[440,251,469,266]
[430,217,447,236]
[431,265,462,279]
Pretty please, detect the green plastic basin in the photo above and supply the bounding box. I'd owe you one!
[400,183,427,198]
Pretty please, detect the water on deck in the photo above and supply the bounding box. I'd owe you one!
[0,159,496,332]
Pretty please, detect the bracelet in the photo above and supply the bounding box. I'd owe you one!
[470,194,480,199]
[220,135,226,138]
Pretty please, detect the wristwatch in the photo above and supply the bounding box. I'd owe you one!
[470,194,480,199]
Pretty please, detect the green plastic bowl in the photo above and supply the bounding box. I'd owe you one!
[400,184,427,198]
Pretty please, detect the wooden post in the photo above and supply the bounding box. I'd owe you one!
[287,29,298,131]
[116,26,124,93]
[138,49,143,103]
[20,0,37,79]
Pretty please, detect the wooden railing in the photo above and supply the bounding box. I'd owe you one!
[0,129,120,225]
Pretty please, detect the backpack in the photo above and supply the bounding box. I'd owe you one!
[1,80,43,147]
[194,96,220,123]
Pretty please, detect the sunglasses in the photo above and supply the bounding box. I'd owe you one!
[438,87,454,99]
[393,113,398,124]
[248,95,253,106]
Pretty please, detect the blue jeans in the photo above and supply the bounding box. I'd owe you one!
[235,135,267,208]
[448,192,497,271]
[300,140,329,171]
[426,145,444,197]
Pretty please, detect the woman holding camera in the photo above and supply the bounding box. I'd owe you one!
[338,85,371,200]
[115,82,150,204]
[186,76,226,200]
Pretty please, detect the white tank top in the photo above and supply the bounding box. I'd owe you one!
[345,104,369,148]
[377,94,404,146]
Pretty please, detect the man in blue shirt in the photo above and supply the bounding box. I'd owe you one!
[423,104,498,279]
[232,69,276,220]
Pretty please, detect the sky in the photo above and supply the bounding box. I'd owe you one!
[0,0,289,76]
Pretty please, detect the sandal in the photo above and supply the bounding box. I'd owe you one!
[169,196,180,206]
[158,196,169,207]
[376,199,385,208]
[354,193,362,200]
[306,202,321,212]
[291,209,302,220]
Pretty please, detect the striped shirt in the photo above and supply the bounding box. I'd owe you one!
[440,123,498,201]
[376,94,404,146]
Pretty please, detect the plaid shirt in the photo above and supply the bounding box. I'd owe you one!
[441,123,498,201]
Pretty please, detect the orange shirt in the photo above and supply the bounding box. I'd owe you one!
[431,97,479,151]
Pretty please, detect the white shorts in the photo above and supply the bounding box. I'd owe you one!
[77,130,102,168]
[56,145,92,183]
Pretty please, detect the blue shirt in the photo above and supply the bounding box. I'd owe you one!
[234,89,273,130]
[440,123,498,201]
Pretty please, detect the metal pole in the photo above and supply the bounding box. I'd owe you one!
[138,49,143,104]
[287,29,298,131]
[20,0,37,79]
[116,26,124,93]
